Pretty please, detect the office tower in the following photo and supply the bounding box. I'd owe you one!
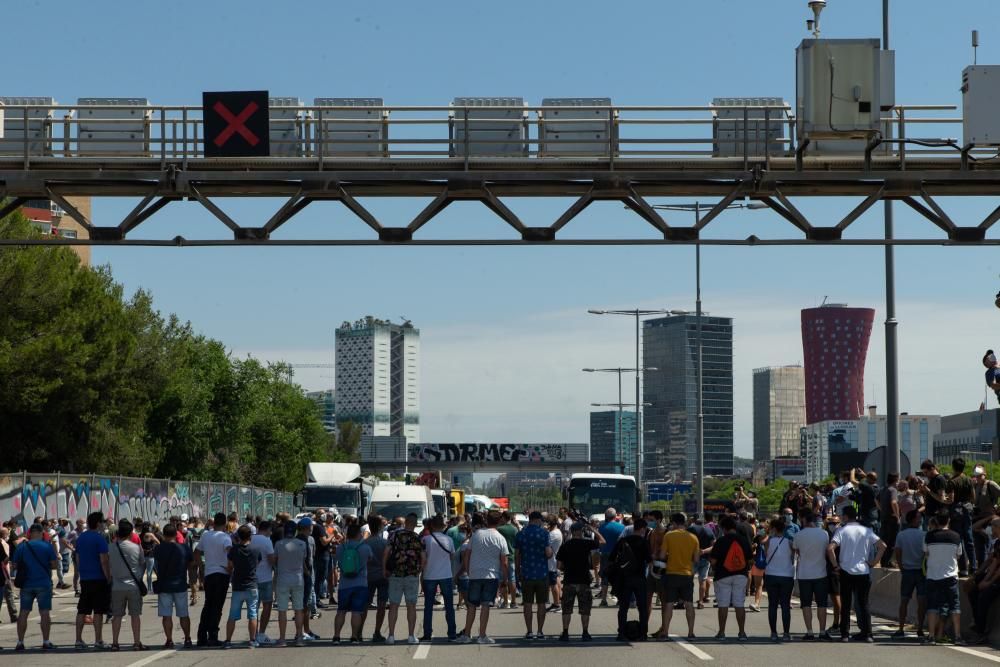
[752,366,807,462]
[801,303,875,424]
[589,410,638,476]
[643,314,733,481]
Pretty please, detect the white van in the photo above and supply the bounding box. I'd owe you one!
[368,485,434,529]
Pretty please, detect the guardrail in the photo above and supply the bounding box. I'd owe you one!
[0,102,971,170]
[0,471,296,532]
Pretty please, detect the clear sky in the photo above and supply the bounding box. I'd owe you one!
[7,0,1000,458]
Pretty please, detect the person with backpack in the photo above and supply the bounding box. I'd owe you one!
[609,517,651,642]
[420,515,457,641]
[793,512,832,641]
[653,513,699,641]
[708,515,752,641]
[332,523,373,644]
[555,521,604,642]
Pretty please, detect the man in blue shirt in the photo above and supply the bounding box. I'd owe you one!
[597,508,624,607]
[514,512,553,640]
[11,523,59,651]
[332,523,373,645]
[984,350,1000,404]
[74,512,112,650]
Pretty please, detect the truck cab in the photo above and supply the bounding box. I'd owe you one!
[368,485,434,530]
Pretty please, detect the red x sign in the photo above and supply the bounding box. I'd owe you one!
[202,90,270,157]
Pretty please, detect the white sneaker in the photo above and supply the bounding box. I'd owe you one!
[455,634,472,644]
[256,633,273,645]
[498,601,508,609]
[407,635,418,645]
[477,635,495,645]
[386,634,396,645]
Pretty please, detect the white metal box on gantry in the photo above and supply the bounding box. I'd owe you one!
[539,97,614,156]
[450,97,528,157]
[0,97,57,155]
[0,101,4,141]
[313,98,386,156]
[961,66,1000,145]
[711,97,788,157]
[77,98,151,155]
[269,97,304,157]
[796,39,894,154]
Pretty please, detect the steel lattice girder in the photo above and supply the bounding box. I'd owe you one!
[6,162,1000,245]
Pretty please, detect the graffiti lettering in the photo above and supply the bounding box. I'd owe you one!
[407,443,570,464]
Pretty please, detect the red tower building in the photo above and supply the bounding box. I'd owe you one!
[801,304,875,424]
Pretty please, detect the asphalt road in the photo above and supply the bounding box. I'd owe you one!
[3,588,999,667]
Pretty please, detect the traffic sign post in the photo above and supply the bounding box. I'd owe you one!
[202,90,269,157]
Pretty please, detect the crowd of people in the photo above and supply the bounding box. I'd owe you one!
[1,457,998,651]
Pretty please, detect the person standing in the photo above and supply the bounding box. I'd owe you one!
[496,512,519,609]
[878,474,901,568]
[420,515,457,641]
[972,467,1000,567]
[654,513,699,640]
[597,509,624,607]
[311,514,334,608]
[688,513,716,609]
[223,525,260,648]
[195,512,232,647]
[514,511,552,641]
[457,511,509,645]
[827,505,886,642]
[893,510,927,638]
[249,521,276,645]
[969,517,1000,643]
[383,513,423,645]
[332,523,374,644]
[948,458,977,576]
[296,517,320,639]
[11,523,59,651]
[361,515,389,642]
[273,521,306,647]
[109,520,147,651]
[708,515,752,642]
[546,515,563,614]
[153,523,194,649]
[555,521,603,642]
[763,517,795,642]
[923,511,964,645]
[74,512,111,650]
[610,517,652,642]
[793,512,831,641]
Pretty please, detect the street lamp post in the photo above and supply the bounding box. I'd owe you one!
[882,0,901,479]
[585,367,657,478]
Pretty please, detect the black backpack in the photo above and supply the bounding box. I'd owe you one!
[623,620,642,641]
[613,538,643,577]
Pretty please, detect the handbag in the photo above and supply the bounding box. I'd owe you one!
[116,542,148,597]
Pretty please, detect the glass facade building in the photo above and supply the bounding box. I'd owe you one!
[752,366,806,463]
[643,315,733,481]
[589,411,638,476]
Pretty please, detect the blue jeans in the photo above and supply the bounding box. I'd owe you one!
[145,557,156,590]
[422,578,456,639]
[314,553,331,600]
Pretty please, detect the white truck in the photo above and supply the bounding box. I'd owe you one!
[367,484,434,529]
[298,462,369,519]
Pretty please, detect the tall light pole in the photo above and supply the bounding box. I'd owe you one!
[585,367,658,477]
[589,309,679,493]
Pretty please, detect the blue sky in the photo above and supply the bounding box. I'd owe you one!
[8,0,1000,457]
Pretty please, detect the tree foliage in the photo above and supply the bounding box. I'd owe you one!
[0,211,329,490]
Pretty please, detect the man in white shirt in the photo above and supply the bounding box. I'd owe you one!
[793,512,831,640]
[831,471,855,520]
[195,513,232,647]
[827,506,886,643]
[249,522,277,644]
[420,516,457,641]
[457,512,509,645]
[922,511,964,646]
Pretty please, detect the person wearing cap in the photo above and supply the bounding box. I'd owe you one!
[273,520,307,646]
[972,466,1000,567]
[984,350,1000,404]
[11,523,59,651]
[195,512,231,648]
[555,521,604,642]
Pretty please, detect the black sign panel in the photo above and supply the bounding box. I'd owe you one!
[202,90,269,157]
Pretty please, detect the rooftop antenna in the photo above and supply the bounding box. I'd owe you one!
[973,29,979,65]
[821,295,829,306]
[807,0,826,38]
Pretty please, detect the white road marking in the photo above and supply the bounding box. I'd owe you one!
[950,646,1000,663]
[413,642,431,659]
[670,635,713,661]
[125,649,176,667]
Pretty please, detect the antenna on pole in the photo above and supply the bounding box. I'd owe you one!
[973,29,980,65]
[807,0,827,38]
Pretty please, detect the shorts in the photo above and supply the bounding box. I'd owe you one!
[714,575,747,608]
[388,576,419,605]
[467,579,499,607]
[926,577,960,616]
[157,592,189,617]
[662,574,694,603]
[798,577,829,608]
[750,566,765,578]
[257,580,274,604]
[229,589,259,621]
[521,579,549,605]
[599,553,611,585]
[78,579,111,616]
[339,586,368,613]
[827,571,841,595]
[111,589,143,617]
[274,582,304,612]
[695,558,711,582]
[548,571,558,587]
[900,569,926,600]
[19,586,53,613]
[561,583,593,615]
[457,579,470,595]
[368,579,388,607]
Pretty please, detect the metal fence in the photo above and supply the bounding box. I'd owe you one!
[0,471,295,532]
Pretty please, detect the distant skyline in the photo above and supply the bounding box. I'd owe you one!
[7,0,1000,458]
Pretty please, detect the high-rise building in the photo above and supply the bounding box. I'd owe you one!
[643,314,733,481]
[752,366,806,462]
[589,411,637,476]
[335,317,419,441]
[801,304,875,424]
[305,389,336,433]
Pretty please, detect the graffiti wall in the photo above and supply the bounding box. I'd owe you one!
[0,473,294,533]
[407,443,585,463]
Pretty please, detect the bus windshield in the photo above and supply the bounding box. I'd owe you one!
[301,487,361,509]
[569,478,637,516]
[370,501,428,522]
